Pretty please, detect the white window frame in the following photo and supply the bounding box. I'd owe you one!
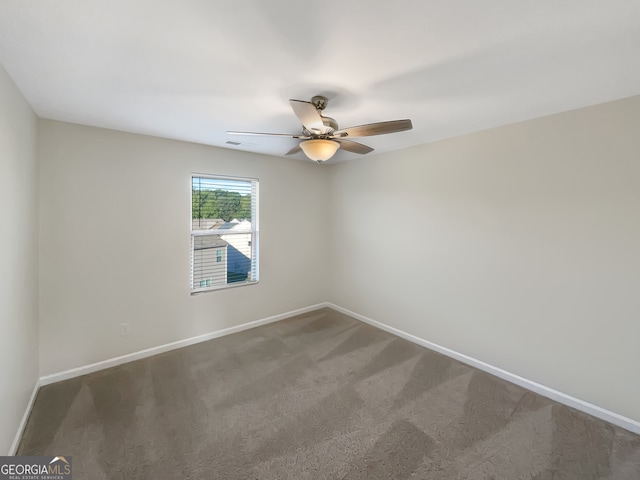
[190,174,259,294]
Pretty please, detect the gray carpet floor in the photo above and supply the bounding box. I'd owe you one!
[18,308,640,479]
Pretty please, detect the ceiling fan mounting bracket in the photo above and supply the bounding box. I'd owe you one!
[311,95,328,111]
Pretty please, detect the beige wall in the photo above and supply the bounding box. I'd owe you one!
[38,120,330,375]
[328,95,640,423]
[0,66,39,454]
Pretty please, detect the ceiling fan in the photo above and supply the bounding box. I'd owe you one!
[227,96,413,162]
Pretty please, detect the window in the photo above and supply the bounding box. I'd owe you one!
[191,175,259,293]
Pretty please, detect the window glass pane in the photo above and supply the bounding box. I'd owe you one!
[192,177,252,231]
[191,175,258,292]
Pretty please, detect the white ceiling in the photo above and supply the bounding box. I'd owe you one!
[1,0,639,162]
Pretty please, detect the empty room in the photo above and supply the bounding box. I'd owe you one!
[1,1,639,478]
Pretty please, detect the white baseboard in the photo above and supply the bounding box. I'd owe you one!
[327,303,640,436]
[9,379,40,455]
[40,303,330,386]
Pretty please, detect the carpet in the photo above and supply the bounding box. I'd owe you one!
[18,308,640,479]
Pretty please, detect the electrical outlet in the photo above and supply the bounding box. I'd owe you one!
[120,323,130,336]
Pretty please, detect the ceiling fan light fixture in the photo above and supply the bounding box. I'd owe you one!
[299,139,340,162]
[229,96,412,161]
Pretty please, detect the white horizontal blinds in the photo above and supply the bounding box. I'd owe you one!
[250,180,259,283]
[191,175,258,292]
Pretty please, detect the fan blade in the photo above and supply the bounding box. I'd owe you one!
[336,139,374,155]
[227,131,310,139]
[285,145,302,155]
[332,119,412,138]
[289,99,326,133]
